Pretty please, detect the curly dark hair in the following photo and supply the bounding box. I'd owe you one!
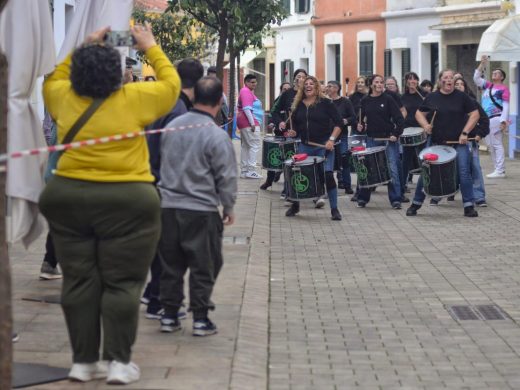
[70,44,122,98]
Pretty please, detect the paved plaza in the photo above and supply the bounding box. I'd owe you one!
[10,141,520,389]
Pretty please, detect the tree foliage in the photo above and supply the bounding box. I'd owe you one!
[132,6,216,64]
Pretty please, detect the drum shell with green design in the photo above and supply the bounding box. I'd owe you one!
[284,156,325,201]
[351,146,390,188]
[419,146,459,197]
[262,137,300,172]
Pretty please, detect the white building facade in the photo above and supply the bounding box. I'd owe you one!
[383,0,441,89]
[273,0,315,88]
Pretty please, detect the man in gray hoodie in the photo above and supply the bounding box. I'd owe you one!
[158,76,237,336]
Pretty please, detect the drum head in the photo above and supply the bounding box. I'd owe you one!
[352,146,386,156]
[284,156,325,166]
[402,127,424,137]
[419,145,456,164]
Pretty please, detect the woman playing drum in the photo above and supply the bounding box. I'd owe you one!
[406,69,480,217]
[285,76,343,221]
[356,74,405,209]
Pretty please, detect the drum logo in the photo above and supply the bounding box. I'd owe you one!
[291,173,310,193]
[268,148,283,167]
[285,149,296,159]
[352,158,368,181]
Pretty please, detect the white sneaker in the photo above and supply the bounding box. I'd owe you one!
[245,171,263,179]
[106,361,140,385]
[486,171,506,178]
[69,361,108,382]
[314,198,326,209]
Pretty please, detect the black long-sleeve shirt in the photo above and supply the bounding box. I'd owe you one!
[470,100,490,139]
[401,89,427,128]
[292,98,343,144]
[331,96,357,135]
[270,88,297,133]
[360,93,404,138]
[349,91,367,119]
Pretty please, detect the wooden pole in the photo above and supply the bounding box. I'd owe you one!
[0,3,12,389]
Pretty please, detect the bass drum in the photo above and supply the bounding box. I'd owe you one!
[419,145,458,197]
[262,136,300,172]
[284,156,325,201]
[351,146,390,188]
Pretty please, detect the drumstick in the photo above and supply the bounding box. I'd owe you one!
[430,111,437,127]
[416,89,424,100]
[446,138,475,144]
[373,138,391,141]
[307,141,327,149]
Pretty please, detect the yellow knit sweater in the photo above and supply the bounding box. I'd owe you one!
[43,45,180,182]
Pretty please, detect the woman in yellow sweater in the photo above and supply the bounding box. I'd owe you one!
[39,23,180,384]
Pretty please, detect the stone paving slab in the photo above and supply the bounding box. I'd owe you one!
[9,141,520,390]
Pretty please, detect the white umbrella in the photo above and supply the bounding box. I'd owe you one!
[0,0,55,247]
[477,14,520,61]
[58,0,134,62]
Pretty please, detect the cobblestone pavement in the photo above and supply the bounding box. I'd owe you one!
[9,142,520,389]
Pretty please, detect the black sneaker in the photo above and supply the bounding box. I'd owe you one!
[401,196,410,203]
[285,203,300,217]
[406,204,421,216]
[392,202,402,210]
[464,206,478,217]
[429,198,439,206]
[357,202,366,208]
[160,316,182,333]
[331,208,342,221]
[447,195,455,201]
[12,333,19,343]
[193,318,218,337]
[145,306,165,320]
[476,200,487,207]
[344,187,354,195]
[350,195,358,202]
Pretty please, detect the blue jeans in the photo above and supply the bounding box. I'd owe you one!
[358,138,402,205]
[412,144,475,207]
[470,141,485,202]
[339,133,352,188]
[296,143,337,209]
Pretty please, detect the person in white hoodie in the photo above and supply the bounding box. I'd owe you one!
[473,55,510,178]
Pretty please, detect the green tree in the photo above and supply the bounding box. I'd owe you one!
[168,0,287,135]
[132,6,216,64]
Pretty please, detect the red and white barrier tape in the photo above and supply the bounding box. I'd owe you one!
[0,121,214,165]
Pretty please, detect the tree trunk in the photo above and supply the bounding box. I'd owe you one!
[0,48,13,390]
[228,34,236,138]
[215,17,228,81]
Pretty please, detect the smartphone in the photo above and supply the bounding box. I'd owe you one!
[104,31,136,47]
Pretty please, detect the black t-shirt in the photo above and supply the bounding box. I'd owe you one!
[360,93,404,138]
[348,91,367,118]
[292,98,343,144]
[270,88,297,128]
[401,89,427,128]
[331,96,357,134]
[384,90,403,108]
[418,89,478,145]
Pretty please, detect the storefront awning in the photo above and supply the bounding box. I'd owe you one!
[430,20,494,30]
[224,49,262,69]
[477,14,520,61]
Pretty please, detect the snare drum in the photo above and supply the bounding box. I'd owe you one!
[351,146,391,188]
[284,156,325,201]
[262,136,300,172]
[419,145,458,197]
[400,127,427,147]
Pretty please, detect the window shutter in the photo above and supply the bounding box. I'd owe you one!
[401,48,411,83]
[384,49,392,78]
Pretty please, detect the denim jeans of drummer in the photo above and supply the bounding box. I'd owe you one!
[470,141,486,202]
[297,143,337,209]
[358,138,402,205]
[412,143,475,207]
[339,133,352,188]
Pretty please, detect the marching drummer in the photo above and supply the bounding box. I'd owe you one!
[401,72,428,194]
[406,69,480,217]
[356,74,405,210]
[285,76,343,221]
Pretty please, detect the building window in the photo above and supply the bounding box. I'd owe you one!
[384,49,392,78]
[295,0,309,14]
[359,41,373,77]
[430,43,439,83]
[282,0,291,13]
[281,59,294,83]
